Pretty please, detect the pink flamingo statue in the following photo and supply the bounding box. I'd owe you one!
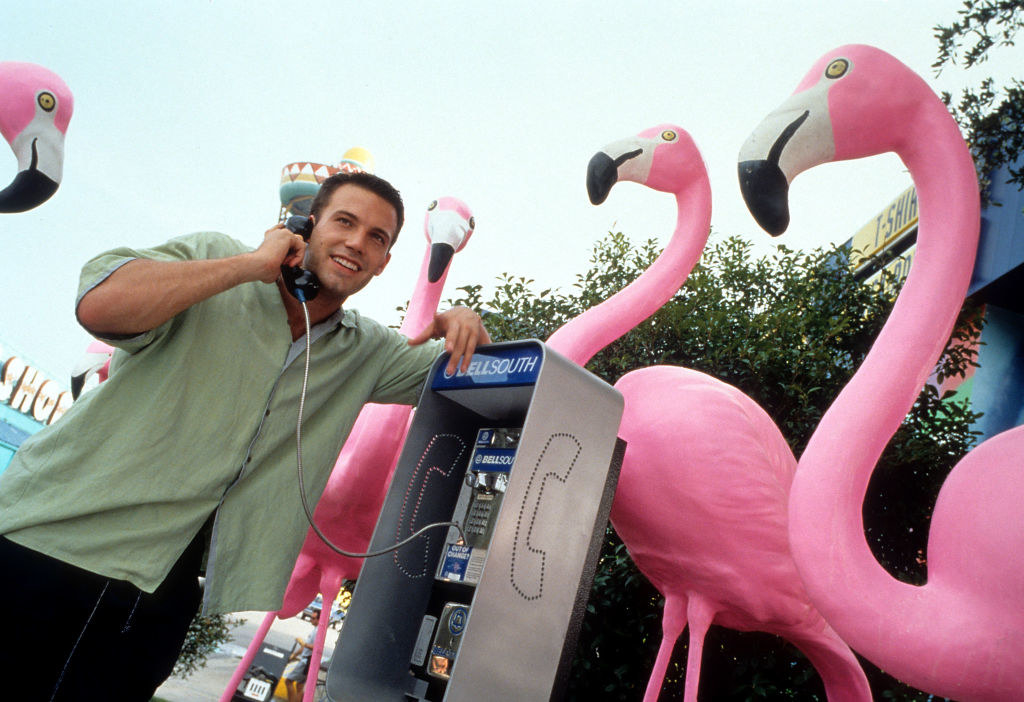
[551,126,869,701]
[222,197,475,702]
[70,340,114,399]
[739,44,1024,700]
[0,62,73,212]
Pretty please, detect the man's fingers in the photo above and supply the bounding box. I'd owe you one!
[446,321,480,375]
[283,234,306,267]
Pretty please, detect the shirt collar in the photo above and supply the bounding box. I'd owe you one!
[339,308,359,329]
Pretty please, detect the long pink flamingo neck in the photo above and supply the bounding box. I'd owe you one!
[790,76,981,648]
[399,250,446,336]
[546,180,711,366]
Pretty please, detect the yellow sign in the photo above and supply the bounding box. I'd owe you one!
[337,589,352,610]
[850,186,918,271]
[863,245,916,299]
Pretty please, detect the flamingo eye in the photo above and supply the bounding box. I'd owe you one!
[661,130,677,142]
[468,216,475,230]
[37,92,56,111]
[427,200,437,211]
[825,59,850,80]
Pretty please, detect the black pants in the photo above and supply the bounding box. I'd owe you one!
[0,533,203,702]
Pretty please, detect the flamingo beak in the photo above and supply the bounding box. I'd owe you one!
[425,206,471,283]
[738,159,790,236]
[0,134,62,213]
[738,109,816,237]
[588,139,647,205]
[427,243,455,283]
[587,151,618,205]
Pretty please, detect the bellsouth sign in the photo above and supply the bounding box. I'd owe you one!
[0,355,72,425]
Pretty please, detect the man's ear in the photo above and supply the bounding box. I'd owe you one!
[374,252,392,276]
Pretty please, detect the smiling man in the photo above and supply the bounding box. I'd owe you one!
[0,171,489,701]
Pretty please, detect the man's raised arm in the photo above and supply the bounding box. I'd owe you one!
[76,224,305,337]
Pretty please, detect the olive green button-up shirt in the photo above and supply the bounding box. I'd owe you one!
[0,232,441,614]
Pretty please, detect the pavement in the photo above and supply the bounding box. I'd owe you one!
[152,611,339,702]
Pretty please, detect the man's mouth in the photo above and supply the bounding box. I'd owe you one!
[331,255,360,272]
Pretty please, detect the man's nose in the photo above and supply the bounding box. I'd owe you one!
[345,228,369,252]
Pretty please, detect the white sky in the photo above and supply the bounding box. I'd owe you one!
[2,0,1021,385]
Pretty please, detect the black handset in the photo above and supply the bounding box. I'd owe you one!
[281,215,321,302]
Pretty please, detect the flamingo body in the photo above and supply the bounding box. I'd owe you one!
[740,44,1024,700]
[554,126,868,700]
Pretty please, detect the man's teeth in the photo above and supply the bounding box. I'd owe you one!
[331,256,359,271]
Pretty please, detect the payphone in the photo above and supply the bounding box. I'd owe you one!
[327,340,624,701]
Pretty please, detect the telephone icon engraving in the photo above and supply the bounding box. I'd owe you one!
[510,433,581,600]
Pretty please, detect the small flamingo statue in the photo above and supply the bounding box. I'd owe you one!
[548,125,870,701]
[739,44,1024,701]
[222,198,475,702]
[70,340,114,399]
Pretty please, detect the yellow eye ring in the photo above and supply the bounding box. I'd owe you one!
[468,216,475,230]
[37,92,56,111]
[661,130,677,141]
[825,59,849,80]
[427,200,437,211]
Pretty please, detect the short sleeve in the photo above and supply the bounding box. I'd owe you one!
[75,232,250,354]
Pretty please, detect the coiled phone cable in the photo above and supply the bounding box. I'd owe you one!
[293,297,465,558]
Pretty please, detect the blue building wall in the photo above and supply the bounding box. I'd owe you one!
[968,159,1024,441]
[0,339,73,475]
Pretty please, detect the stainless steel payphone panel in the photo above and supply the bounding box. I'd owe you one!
[327,340,624,701]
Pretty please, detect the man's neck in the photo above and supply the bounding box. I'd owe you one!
[276,279,342,341]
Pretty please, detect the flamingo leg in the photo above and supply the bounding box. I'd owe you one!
[789,626,872,702]
[302,593,336,702]
[681,595,715,702]
[220,611,276,702]
[642,594,688,702]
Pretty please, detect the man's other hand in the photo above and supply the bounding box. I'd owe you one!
[407,306,491,375]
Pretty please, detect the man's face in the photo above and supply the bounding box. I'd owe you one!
[305,184,396,304]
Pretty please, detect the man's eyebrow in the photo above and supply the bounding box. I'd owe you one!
[329,207,358,221]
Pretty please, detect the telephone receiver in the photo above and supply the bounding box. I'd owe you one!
[280,215,321,302]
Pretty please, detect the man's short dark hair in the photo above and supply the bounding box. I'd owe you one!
[309,171,405,247]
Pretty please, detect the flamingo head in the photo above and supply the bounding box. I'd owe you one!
[587,124,705,205]
[423,196,474,283]
[70,340,115,399]
[738,44,935,235]
[0,62,73,213]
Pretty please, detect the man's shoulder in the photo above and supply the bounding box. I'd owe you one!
[343,309,395,337]
[167,231,252,258]
[341,309,434,356]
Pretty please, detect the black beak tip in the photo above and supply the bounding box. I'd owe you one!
[428,243,456,283]
[738,160,791,236]
[0,169,60,213]
[586,152,617,206]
